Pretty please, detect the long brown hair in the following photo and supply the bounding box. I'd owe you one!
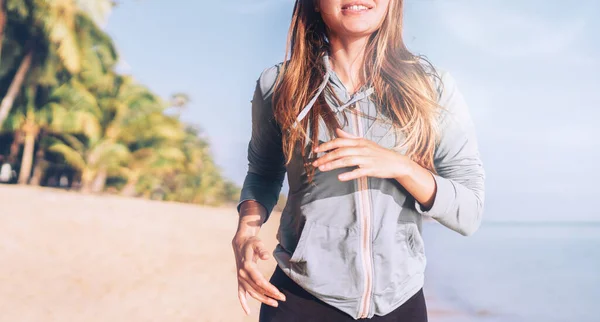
[272,0,442,180]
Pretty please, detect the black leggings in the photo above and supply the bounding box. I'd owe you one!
[259,265,428,322]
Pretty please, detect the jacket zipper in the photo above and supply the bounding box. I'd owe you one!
[351,106,373,319]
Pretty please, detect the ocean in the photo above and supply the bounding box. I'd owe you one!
[422,222,600,322]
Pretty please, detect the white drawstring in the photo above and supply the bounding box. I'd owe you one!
[292,71,331,129]
[292,55,374,129]
[331,87,375,113]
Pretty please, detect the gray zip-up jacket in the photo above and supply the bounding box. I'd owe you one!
[238,54,486,319]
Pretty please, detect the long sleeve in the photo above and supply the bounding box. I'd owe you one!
[237,66,287,224]
[414,70,486,236]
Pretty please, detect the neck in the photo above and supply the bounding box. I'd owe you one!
[327,34,369,95]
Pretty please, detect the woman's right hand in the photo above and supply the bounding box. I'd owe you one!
[232,233,286,315]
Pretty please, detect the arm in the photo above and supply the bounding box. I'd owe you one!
[236,67,287,226]
[310,70,485,236]
[233,67,288,314]
[403,70,486,236]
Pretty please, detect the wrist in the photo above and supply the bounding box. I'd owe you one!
[233,225,259,245]
[235,217,261,236]
[393,154,414,181]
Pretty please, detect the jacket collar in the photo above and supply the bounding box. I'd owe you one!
[292,53,375,128]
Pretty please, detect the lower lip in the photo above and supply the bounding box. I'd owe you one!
[341,7,372,15]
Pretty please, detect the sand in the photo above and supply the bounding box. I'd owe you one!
[0,185,464,322]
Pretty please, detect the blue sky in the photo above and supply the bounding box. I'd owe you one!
[105,0,599,222]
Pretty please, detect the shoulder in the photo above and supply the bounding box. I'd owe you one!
[420,61,466,109]
[418,61,475,135]
[256,61,285,100]
[435,69,461,107]
[431,68,476,136]
[251,62,286,127]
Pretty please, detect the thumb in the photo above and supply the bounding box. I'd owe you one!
[336,127,358,139]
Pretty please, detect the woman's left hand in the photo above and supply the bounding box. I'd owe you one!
[312,128,411,181]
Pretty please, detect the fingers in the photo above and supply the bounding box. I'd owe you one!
[318,156,369,172]
[239,278,280,308]
[237,259,285,309]
[312,147,367,168]
[314,137,365,153]
[238,285,251,315]
[335,127,359,138]
[240,242,286,301]
[338,168,371,181]
[235,236,286,313]
[243,262,286,301]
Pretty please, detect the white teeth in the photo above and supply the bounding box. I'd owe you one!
[345,5,368,11]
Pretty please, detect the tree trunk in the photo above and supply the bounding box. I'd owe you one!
[121,174,140,197]
[80,169,95,193]
[90,167,107,193]
[0,49,33,128]
[17,86,38,185]
[18,124,36,184]
[29,146,45,186]
[8,130,22,163]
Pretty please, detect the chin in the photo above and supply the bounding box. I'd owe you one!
[340,22,377,37]
[341,19,377,35]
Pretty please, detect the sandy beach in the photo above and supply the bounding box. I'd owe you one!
[0,185,464,322]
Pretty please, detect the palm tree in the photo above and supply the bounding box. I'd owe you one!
[30,79,105,185]
[48,133,130,192]
[120,142,186,197]
[4,10,118,184]
[0,0,85,129]
[48,74,173,193]
[0,0,241,205]
[75,0,115,28]
[152,125,228,205]
[0,45,33,131]
[2,77,100,184]
[165,92,191,119]
[17,85,36,183]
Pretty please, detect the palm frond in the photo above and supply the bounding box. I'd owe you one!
[92,141,130,167]
[6,0,30,20]
[42,0,82,73]
[59,133,86,153]
[76,0,115,28]
[48,142,86,171]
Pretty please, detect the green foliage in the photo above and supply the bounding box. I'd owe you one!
[0,0,240,205]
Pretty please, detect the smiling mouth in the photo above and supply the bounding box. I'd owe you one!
[341,3,374,12]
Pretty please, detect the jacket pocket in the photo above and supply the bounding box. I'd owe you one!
[405,222,425,259]
[289,220,313,262]
[288,221,362,300]
[372,222,426,297]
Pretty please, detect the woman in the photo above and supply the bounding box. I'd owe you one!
[232,0,485,321]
